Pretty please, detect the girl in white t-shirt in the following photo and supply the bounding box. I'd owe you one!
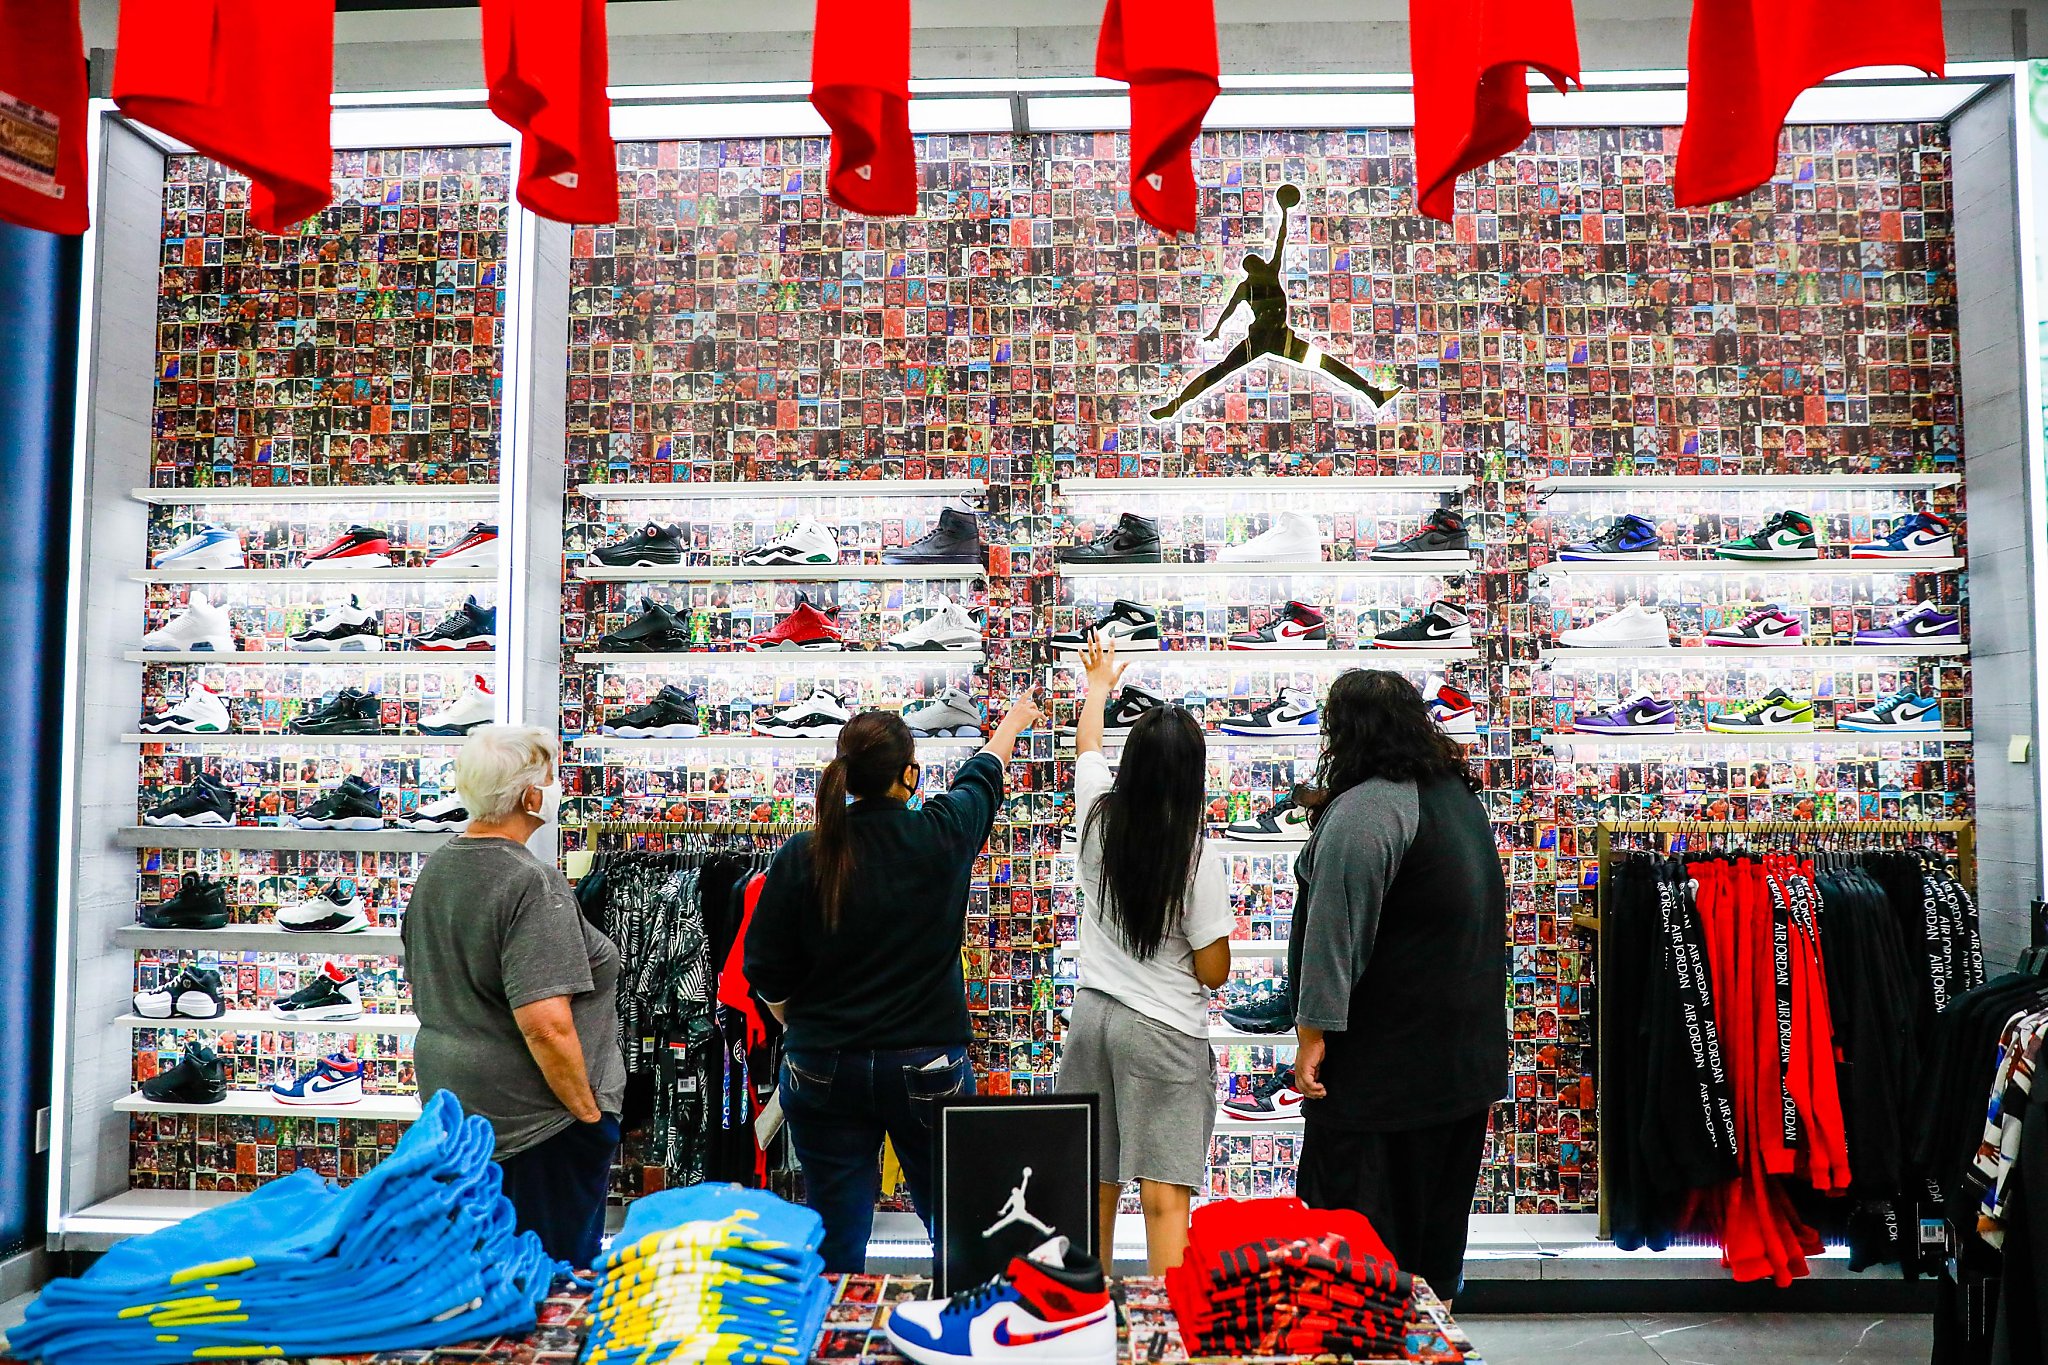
[1054,633,1234,1273]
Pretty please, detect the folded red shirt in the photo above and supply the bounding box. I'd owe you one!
[0,0,89,233]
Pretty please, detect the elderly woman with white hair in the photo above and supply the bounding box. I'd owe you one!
[403,724,625,1269]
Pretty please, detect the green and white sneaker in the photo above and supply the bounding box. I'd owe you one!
[1716,509,1819,561]
[1225,795,1313,842]
[1706,688,1816,734]
[741,519,840,567]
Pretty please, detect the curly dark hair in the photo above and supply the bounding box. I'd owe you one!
[1296,669,1477,828]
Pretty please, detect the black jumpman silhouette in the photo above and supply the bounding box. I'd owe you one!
[1151,184,1398,421]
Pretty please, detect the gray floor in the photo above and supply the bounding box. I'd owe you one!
[0,1291,30,1354]
[1459,1314,1931,1365]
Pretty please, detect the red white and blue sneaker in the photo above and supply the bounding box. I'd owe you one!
[1850,511,1955,560]
[884,1237,1115,1365]
[269,1051,365,1106]
[1428,676,1479,739]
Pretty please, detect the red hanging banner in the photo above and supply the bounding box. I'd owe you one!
[113,0,336,234]
[812,0,916,217]
[481,0,618,224]
[1409,0,1580,222]
[1674,0,1944,206]
[1097,0,1218,235]
[0,0,89,235]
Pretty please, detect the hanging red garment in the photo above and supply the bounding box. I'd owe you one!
[1095,0,1218,235]
[0,0,89,234]
[1407,0,1579,222]
[1673,0,1943,207]
[113,0,336,233]
[480,0,619,223]
[811,0,915,216]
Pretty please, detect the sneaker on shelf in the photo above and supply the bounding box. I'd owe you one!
[1853,603,1962,646]
[272,963,363,1021]
[1571,693,1678,734]
[1716,509,1819,561]
[741,519,840,567]
[138,1040,226,1105]
[1228,601,1327,650]
[410,595,498,651]
[749,598,844,652]
[1059,684,1166,738]
[886,598,982,652]
[290,776,385,830]
[137,872,229,929]
[1850,511,1954,560]
[1428,677,1479,739]
[589,523,684,567]
[300,526,393,569]
[883,1236,1114,1365]
[270,1052,365,1106]
[289,688,383,736]
[1558,513,1662,562]
[604,685,704,739]
[1219,687,1320,738]
[290,596,383,652]
[143,776,235,828]
[397,793,468,832]
[1373,600,1472,648]
[883,507,984,566]
[1370,508,1470,562]
[1219,980,1295,1034]
[1706,689,1815,734]
[133,965,226,1021]
[1224,795,1312,842]
[141,595,235,653]
[278,881,372,934]
[1221,1066,1305,1123]
[427,522,498,569]
[1049,599,1162,652]
[755,688,852,739]
[1839,691,1944,734]
[1556,603,1672,650]
[1705,605,1804,647]
[140,684,231,735]
[1059,512,1162,565]
[153,526,244,572]
[1218,510,1323,564]
[420,675,496,736]
[904,689,985,738]
[598,598,687,653]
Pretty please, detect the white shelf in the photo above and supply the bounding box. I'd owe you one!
[575,650,984,666]
[134,485,500,505]
[120,1009,419,1035]
[1210,1111,1303,1133]
[1211,1024,1296,1045]
[1089,732,1321,748]
[116,926,404,955]
[577,479,983,500]
[1533,473,1958,492]
[1059,476,1470,494]
[1544,644,1967,661]
[573,734,986,751]
[1140,647,1477,663]
[1060,559,1476,578]
[1546,728,1972,751]
[1208,837,1307,851]
[1227,940,1291,957]
[116,827,450,852]
[127,650,498,665]
[134,566,495,584]
[122,732,467,747]
[115,1090,421,1121]
[1539,558,1962,577]
[576,563,981,582]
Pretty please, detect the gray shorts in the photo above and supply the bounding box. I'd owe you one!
[1055,988,1216,1188]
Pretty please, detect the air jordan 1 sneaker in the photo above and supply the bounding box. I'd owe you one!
[1705,606,1804,648]
[1839,691,1944,734]
[1050,599,1162,652]
[1706,689,1816,734]
[1850,511,1954,560]
[1370,507,1470,562]
[1374,600,1472,648]
[1854,603,1962,646]
[1228,601,1328,650]
[883,1236,1114,1365]
[270,1052,366,1106]
[884,507,985,566]
[1557,603,1672,650]
[1220,687,1320,738]
[1059,512,1162,565]
[1218,510,1323,564]
[1717,509,1819,561]
[1571,694,1678,735]
[1558,513,1662,561]
[1223,795,1312,843]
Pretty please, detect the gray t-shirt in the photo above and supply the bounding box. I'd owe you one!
[403,835,627,1157]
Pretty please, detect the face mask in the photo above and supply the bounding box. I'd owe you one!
[534,781,562,827]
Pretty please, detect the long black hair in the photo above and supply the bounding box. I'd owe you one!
[1298,670,1477,829]
[812,711,916,931]
[1081,705,1207,961]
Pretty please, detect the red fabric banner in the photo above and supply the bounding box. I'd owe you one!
[812,0,916,217]
[1096,0,1219,234]
[1409,0,1581,222]
[0,0,89,234]
[481,0,619,224]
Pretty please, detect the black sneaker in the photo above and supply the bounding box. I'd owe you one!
[143,776,236,827]
[590,523,684,567]
[1220,980,1295,1034]
[1223,795,1314,842]
[133,965,226,1020]
[1373,600,1473,648]
[883,507,985,566]
[1060,684,1166,737]
[272,965,363,1022]
[599,598,688,653]
[1369,508,1471,562]
[1228,601,1329,650]
[290,775,385,831]
[1059,512,1162,564]
[604,685,704,738]
[411,595,498,651]
[139,1040,228,1104]
[138,872,230,928]
[290,688,384,736]
[1049,599,1163,652]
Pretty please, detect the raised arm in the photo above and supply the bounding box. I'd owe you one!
[979,692,1042,768]
[1073,631,1128,758]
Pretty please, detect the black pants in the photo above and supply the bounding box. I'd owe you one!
[1296,1107,1490,1300]
[497,1114,619,1270]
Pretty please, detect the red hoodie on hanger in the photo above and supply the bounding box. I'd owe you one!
[1673,0,1944,207]
[1096,0,1218,235]
[0,0,89,234]
[481,0,619,223]
[812,0,916,216]
[113,0,336,234]
[1408,0,1580,222]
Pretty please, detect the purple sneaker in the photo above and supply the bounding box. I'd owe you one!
[1572,693,1678,734]
[1853,603,1961,646]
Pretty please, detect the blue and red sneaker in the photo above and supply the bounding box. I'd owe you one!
[884,1237,1115,1365]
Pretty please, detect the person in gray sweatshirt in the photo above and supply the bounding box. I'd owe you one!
[1288,669,1508,1302]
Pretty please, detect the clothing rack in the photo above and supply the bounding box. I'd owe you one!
[568,821,811,836]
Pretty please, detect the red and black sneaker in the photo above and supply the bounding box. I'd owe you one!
[301,526,393,569]
[427,522,498,570]
[749,598,844,652]
[1228,601,1328,650]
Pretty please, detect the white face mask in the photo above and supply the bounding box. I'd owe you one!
[533,781,562,827]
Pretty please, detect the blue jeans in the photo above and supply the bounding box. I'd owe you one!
[779,1045,975,1272]
[496,1113,619,1271]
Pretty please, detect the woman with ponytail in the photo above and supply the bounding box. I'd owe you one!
[744,693,1040,1271]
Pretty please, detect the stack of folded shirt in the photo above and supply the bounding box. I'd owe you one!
[12,1090,556,1365]
[581,1183,830,1365]
[1164,1196,1415,1357]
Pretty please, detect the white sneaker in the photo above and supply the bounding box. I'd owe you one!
[278,881,371,933]
[397,793,468,832]
[742,519,840,567]
[903,689,985,738]
[755,688,852,738]
[1219,511,1323,564]
[290,598,383,652]
[886,599,983,652]
[141,596,235,653]
[154,526,244,571]
[1557,603,1673,650]
[419,675,496,735]
[1219,687,1321,736]
[140,684,232,734]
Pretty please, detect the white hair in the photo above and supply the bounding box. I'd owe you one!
[454,724,560,821]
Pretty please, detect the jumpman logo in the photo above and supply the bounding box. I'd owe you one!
[1151,183,1399,421]
[982,1166,1056,1240]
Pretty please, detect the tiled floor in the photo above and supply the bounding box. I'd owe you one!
[1459,1314,1931,1365]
